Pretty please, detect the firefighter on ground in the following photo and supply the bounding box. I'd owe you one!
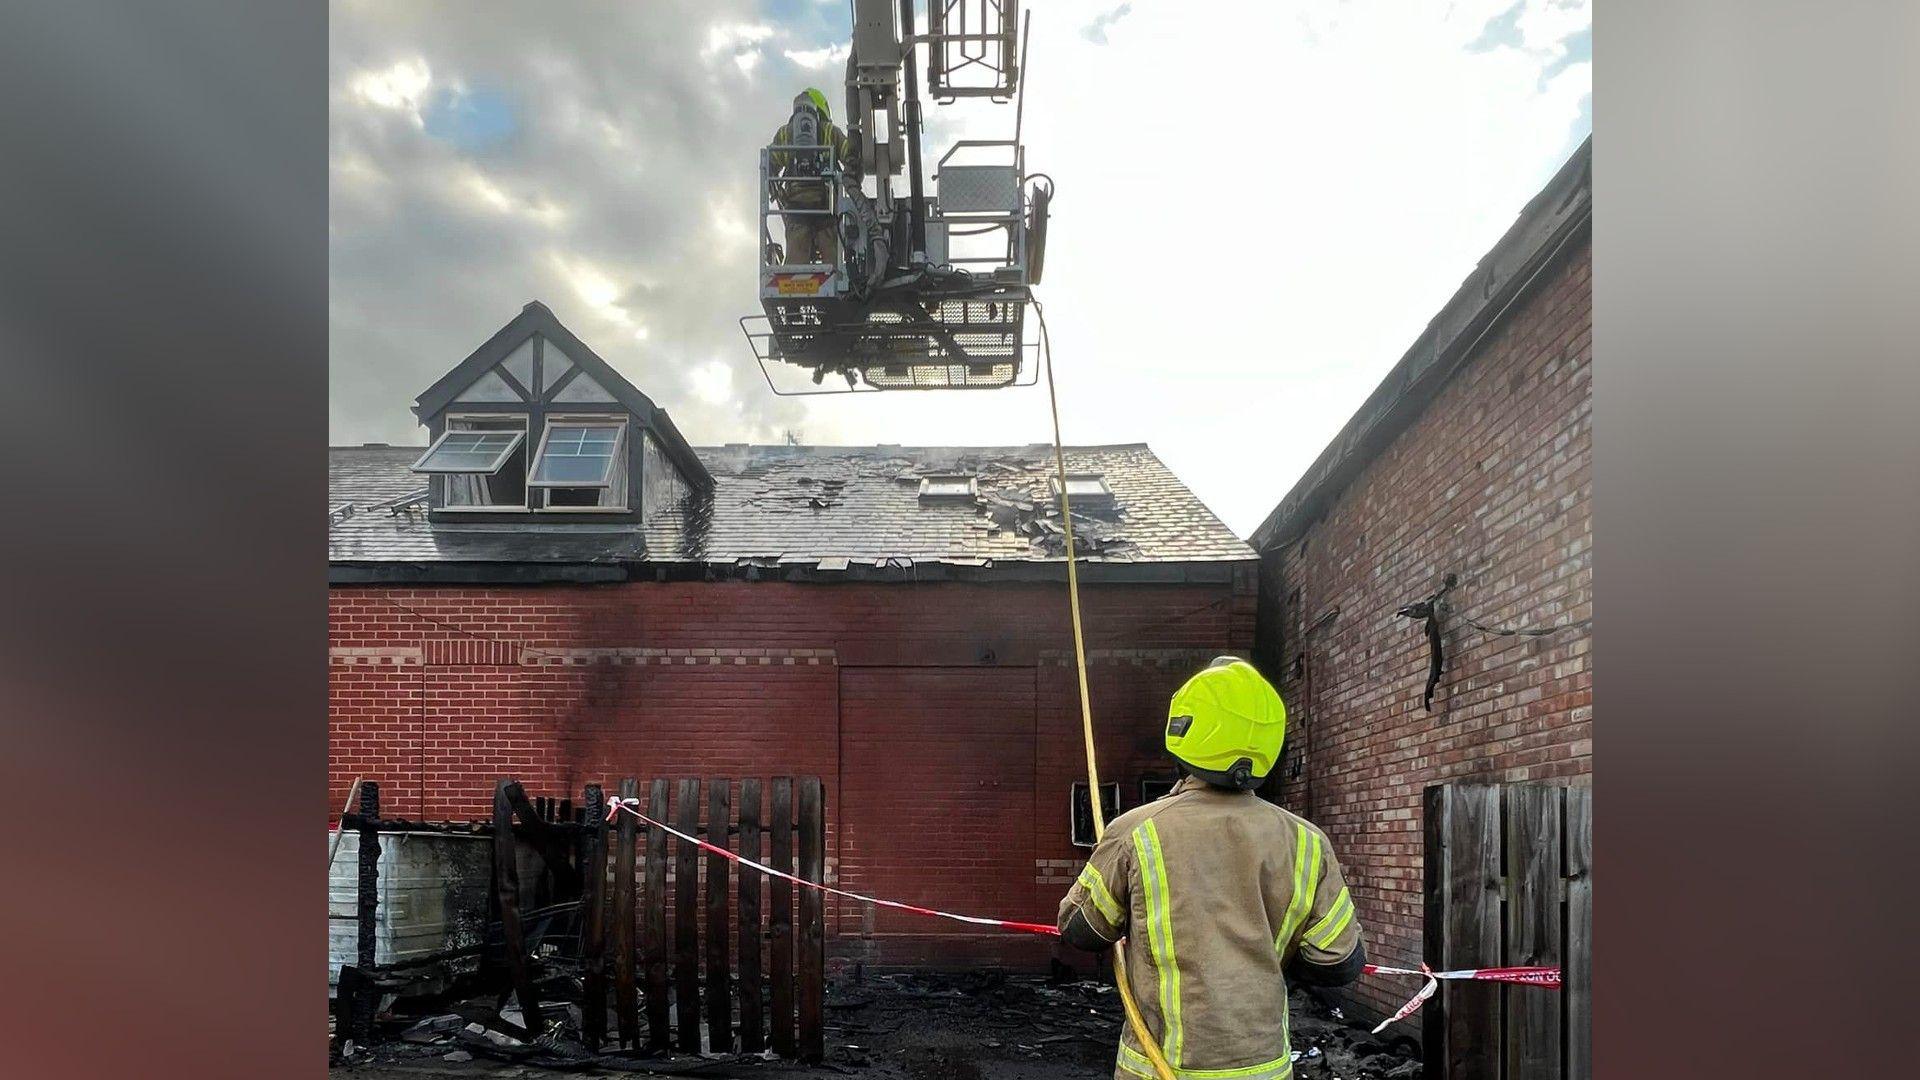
[1059,657,1367,1080]
[769,87,852,267]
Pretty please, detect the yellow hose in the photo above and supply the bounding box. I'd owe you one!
[1038,302,1179,1080]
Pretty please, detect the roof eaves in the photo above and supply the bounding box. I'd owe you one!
[328,556,1249,587]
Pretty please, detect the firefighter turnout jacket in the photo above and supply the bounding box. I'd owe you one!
[1059,777,1364,1080]
[769,119,851,211]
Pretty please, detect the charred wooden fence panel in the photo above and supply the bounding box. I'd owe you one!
[1422,783,1591,1080]
[607,774,824,1060]
[335,774,827,1062]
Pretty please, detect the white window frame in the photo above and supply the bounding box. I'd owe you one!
[410,428,526,474]
[530,415,630,513]
[1051,473,1114,501]
[918,474,978,500]
[424,414,532,513]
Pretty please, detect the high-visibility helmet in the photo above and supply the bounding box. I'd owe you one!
[797,87,831,120]
[1165,657,1287,790]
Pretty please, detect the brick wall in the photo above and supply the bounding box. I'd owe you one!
[1264,235,1592,1023]
[329,573,1255,968]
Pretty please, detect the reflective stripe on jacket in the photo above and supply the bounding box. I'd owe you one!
[1059,777,1363,1080]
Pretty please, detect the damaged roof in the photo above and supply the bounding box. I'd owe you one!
[329,442,1253,583]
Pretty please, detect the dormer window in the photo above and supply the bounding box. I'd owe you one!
[530,418,627,510]
[918,474,977,501]
[412,415,529,509]
[409,302,713,520]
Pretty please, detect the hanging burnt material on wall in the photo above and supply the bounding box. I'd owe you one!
[1396,574,1457,711]
[1397,573,1595,712]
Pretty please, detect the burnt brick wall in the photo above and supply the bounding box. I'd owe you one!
[329,571,1255,968]
[1265,234,1592,1022]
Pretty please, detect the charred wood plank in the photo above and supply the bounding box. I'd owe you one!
[674,777,702,1052]
[769,777,795,1057]
[706,778,734,1052]
[351,781,380,1046]
[644,778,672,1049]
[581,784,609,1052]
[614,778,640,1049]
[737,778,765,1054]
[503,780,583,896]
[493,779,543,1035]
[797,775,826,1063]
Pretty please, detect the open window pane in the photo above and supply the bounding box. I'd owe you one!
[528,422,624,488]
[439,417,528,509]
[411,430,525,474]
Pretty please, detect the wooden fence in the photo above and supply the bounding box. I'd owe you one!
[492,775,828,1061]
[1422,783,1591,1080]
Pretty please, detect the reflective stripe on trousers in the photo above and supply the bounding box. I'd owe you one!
[1119,1043,1295,1080]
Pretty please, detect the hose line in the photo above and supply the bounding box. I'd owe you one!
[1035,301,1178,1080]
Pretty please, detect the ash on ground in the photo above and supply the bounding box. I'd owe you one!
[330,972,1419,1080]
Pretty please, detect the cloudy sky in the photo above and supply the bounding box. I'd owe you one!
[331,0,1590,536]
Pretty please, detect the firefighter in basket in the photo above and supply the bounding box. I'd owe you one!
[769,88,853,267]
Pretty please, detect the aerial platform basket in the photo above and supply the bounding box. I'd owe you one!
[743,135,1045,394]
[742,290,1036,393]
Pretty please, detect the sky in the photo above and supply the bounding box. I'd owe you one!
[330,0,1591,538]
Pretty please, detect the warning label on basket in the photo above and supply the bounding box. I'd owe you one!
[774,273,829,295]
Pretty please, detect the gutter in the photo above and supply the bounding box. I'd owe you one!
[327,557,1254,587]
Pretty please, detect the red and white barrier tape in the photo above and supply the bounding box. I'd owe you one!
[604,798,1559,1032]
[604,797,1061,937]
[1361,963,1561,1033]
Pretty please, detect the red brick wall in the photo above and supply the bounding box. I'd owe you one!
[1266,235,1592,1023]
[329,574,1255,968]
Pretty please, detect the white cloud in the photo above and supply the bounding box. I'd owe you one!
[547,252,649,342]
[705,22,775,77]
[784,42,851,70]
[454,168,568,227]
[705,23,774,56]
[686,359,735,407]
[347,57,431,122]
[1518,0,1593,61]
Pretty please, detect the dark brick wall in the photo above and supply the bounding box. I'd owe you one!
[1264,234,1592,1023]
[329,574,1254,968]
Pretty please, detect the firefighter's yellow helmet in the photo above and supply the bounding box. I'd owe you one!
[798,87,831,120]
[1165,657,1287,790]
